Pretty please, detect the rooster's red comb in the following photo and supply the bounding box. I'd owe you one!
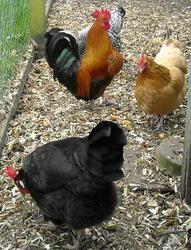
[92,9,111,20]
[4,166,17,180]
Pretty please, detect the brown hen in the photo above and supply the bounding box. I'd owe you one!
[135,27,187,131]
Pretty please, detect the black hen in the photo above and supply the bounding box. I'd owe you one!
[5,121,126,248]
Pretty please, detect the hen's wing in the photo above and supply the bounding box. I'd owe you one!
[23,138,85,193]
[107,49,123,77]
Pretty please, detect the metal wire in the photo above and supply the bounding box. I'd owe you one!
[0,0,29,104]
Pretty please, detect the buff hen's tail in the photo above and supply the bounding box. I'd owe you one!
[154,26,187,74]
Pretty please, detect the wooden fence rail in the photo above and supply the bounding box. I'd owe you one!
[29,0,46,58]
[181,62,191,204]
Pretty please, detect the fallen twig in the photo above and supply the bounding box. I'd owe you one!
[149,230,187,237]
[128,183,175,194]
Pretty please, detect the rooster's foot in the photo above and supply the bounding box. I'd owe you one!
[100,94,115,106]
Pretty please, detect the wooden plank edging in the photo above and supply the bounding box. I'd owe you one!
[0,51,35,156]
[181,61,191,203]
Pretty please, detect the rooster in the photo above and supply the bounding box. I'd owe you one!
[44,9,123,103]
[78,6,126,56]
[135,27,187,131]
[5,121,126,249]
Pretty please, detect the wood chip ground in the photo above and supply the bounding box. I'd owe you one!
[0,0,191,249]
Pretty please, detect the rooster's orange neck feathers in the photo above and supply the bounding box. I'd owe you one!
[84,18,112,59]
[76,17,112,97]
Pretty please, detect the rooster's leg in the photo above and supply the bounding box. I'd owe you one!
[88,100,95,110]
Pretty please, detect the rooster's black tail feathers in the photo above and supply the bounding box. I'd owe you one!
[44,28,80,93]
[44,28,80,70]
